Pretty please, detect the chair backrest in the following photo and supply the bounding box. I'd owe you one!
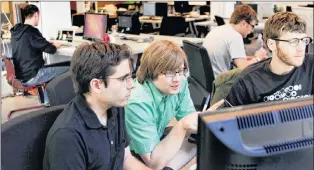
[160,16,187,36]
[183,40,215,92]
[46,71,75,107]
[183,40,215,111]
[1,55,15,83]
[1,55,38,91]
[200,6,210,15]
[210,68,242,106]
[1,105,65,170]
[214,15,225,26]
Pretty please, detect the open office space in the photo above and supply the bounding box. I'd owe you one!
[1,1,314,170]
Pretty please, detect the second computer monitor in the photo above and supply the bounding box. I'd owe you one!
[83,13,108,40]
[174,1,191,14]
[143,2,168,17]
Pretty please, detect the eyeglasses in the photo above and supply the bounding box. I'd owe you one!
[272,37,312,47]
[107,73,133,84]
[245,20,256,29]
[162,69,187,78]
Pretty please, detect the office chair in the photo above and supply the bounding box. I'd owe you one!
[200,6,210,15]
[160,16,187,36]
[214,15,225,26]
[210,68,242,106]
[1,105,65,170]
[183,40,215,111]
[46,71,76,107]
[1,55,46,120]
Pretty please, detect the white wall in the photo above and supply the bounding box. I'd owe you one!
[29,2,72,39]
[210,2,236,21]
[292,6,314,37]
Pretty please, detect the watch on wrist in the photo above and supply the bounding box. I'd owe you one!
[254,56,261,62]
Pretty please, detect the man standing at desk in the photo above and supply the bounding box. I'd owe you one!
[202,4,268,77]
[10,4,67,90]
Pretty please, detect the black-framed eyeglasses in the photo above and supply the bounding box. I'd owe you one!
[107,73,133,84]
[162,68,188,78]
[245,20,256,29]
[272,37,312,47]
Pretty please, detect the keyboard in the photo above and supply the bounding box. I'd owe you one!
[54,40,73,46]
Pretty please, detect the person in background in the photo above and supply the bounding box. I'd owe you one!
[10,4,67,104]
[43,41,151,170]
[202,4,268,78]
[125,40,224,170]
[225,12,313,106]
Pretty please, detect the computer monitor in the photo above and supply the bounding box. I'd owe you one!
[143,3,168,17]
[83,13,108,40]
[118,11,141,35]
[155,3,168,17]
[174,1,191,14]
[197,96,313,170]
[143,3,156,16]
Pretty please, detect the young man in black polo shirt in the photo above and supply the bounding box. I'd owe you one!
[43,42,150,170]
[225,12,313,106]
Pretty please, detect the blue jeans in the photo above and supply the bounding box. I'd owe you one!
[23,66,69,105]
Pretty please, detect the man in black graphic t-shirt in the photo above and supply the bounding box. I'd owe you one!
[226,12,313,106]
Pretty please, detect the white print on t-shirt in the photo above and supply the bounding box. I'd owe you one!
[263,84,311,102]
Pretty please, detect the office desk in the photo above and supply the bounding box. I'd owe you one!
[139,15,210,24]
[46,34,204,64]
[194,19,266,35]
[139,15,210,37]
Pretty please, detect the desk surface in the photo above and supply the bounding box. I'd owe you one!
[194,19,266,32]
[139,15,210,24]
[49,34,204,64]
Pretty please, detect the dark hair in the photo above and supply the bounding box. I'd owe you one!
[229,4,257,25]
[23,4,39,19]
[70,41,132,94]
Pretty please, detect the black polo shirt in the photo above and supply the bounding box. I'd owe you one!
[43,94,129,170]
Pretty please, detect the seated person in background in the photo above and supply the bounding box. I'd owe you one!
[125,40,224,170]
[202,5,268,78]
[10,5,67,88]
[225,12,313,107]
[43,41,150,170]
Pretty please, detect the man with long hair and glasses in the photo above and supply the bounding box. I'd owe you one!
[225,12,313,106]
[43,41,151,170]
[203,4,268,78]
[125,40,224,170]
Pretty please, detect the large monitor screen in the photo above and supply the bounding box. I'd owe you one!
[83,13,108,40]
[197,96,314,170]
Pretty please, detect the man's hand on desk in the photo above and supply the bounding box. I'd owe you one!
[50,41,61,49]
[182,99,225,133]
